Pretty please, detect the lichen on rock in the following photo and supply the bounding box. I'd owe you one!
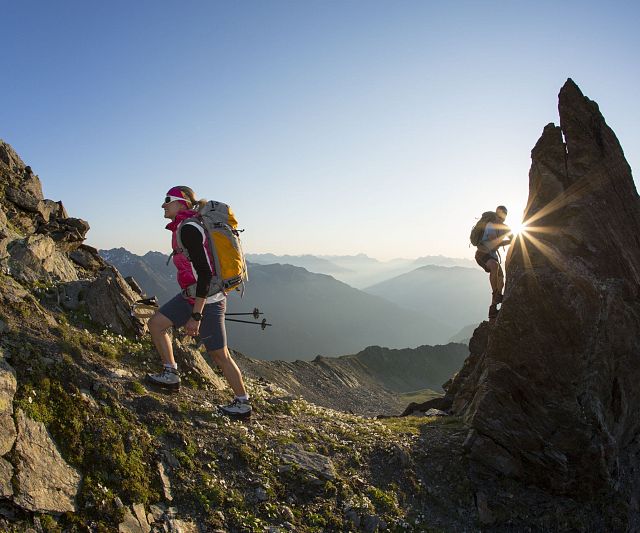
[13,409,82,513]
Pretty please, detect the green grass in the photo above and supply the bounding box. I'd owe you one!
[131,381,146,394]
[379,415,441,435]
[398,388,443,405]
[15,376,160,526]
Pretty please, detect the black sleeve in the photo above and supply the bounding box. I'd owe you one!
[180,224,213,298]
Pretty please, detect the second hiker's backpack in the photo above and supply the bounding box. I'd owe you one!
[177,201,248,296]
[469,211,497,246]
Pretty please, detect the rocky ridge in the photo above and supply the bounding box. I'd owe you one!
[407,79,640,528]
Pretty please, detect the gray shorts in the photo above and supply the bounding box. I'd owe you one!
[159,294,227,351]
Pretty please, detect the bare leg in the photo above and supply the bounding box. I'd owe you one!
[208,347,247,397]
[148,312,176,366]
[487,259,499,302]
[497,264,505,295]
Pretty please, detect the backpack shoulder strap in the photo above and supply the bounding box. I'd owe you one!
[176,217,207,261]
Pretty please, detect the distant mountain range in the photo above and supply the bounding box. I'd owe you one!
[234,342,469,416]
[447,323,479,345]
[247,252,476,288]
[364,265,489,329]
[245,253,350,274]
[413,255,476,268]
[100,248,449,360]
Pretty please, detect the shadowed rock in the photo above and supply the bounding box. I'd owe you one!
[37,217,90,252]
[84,267,144,336]
[69,243,107,271]
[0,457,13,498]
[448,79,640,502]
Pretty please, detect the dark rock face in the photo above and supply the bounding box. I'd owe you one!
[449,79,640,501]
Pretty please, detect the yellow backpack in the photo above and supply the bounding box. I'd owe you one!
[177,201,248,296]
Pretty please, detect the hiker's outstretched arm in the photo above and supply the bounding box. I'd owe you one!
[499,226,513,247]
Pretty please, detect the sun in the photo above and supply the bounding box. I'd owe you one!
[510,220,527,237]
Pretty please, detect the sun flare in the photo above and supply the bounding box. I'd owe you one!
[510,221,527,237]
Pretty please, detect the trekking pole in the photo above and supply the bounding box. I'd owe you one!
[225,318,272,330]
[225,308,263,319]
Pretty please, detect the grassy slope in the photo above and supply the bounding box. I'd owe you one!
[0,280,477,532]
[0,279,625,532]
[397,389,442,405]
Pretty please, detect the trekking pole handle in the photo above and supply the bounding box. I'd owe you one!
[225,310,264,317]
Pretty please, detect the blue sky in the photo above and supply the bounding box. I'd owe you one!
[1,0,638,260]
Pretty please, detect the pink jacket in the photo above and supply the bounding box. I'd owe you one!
[166,210,216,301]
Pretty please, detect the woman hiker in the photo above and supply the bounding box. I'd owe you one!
[146,186,252,418]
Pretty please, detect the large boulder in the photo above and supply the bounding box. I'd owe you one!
[449,79,640,502]
[13,409,82,513]
[37,217,90,252]
[175,338,226,390]
[4,188,62,227]
[5,187,45,215]
[70,244,107,272]
[84,267,144,335]
[8,234,78,283]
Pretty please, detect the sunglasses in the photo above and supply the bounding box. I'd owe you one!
[164,195,187,204]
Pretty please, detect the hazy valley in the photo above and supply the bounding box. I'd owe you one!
[102,249,486,360]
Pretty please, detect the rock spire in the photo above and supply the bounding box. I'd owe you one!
[451,79,640,503]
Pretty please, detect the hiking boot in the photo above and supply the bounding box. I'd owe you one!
[146,368,181,391]
[218,398,252,419]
